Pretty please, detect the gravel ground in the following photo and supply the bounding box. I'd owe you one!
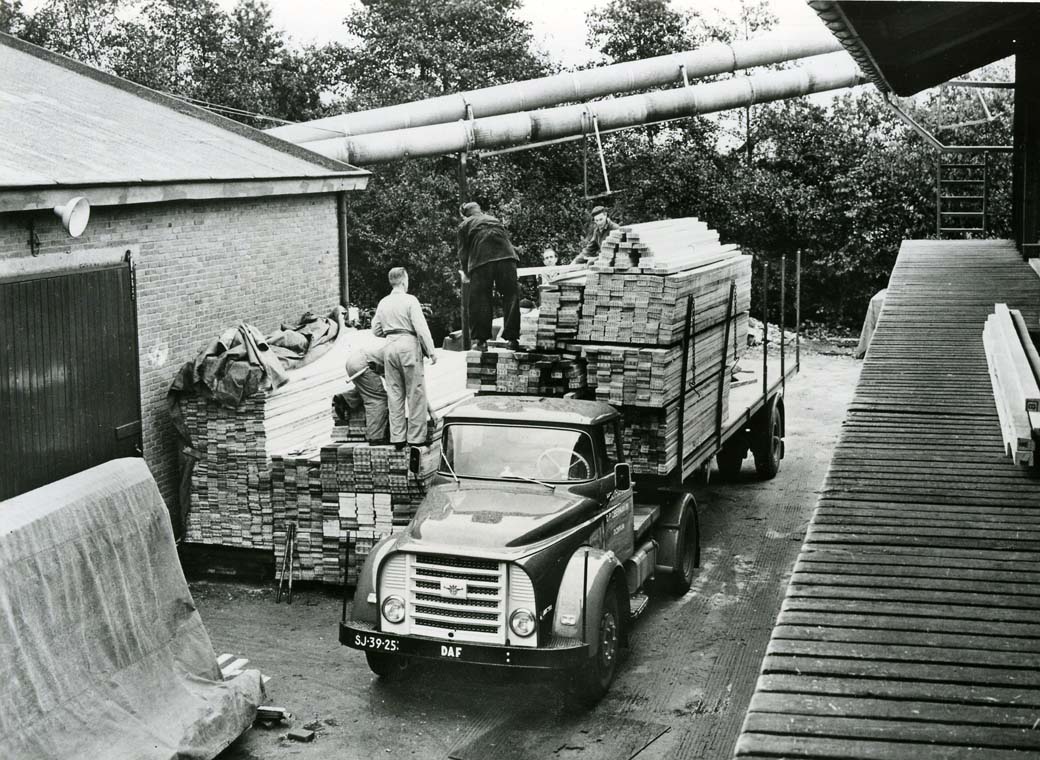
[196,348,861,760]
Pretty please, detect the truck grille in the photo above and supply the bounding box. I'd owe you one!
[378,552,538,647]
[408,554,506,644]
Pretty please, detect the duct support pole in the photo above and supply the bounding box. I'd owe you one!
[780,255,786,393]
[1013,40,1040,251]
[795,249,801,373]
[761,259,768,402]
[458,151,470,348]
[336,191,349,308]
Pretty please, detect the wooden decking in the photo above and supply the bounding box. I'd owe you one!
[735,240,1040,759]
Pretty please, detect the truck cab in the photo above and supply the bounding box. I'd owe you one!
[341,395,699,702]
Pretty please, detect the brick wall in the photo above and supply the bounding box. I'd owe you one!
[0,194,342,508]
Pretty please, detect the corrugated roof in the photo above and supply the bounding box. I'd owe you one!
[0,32,368,193]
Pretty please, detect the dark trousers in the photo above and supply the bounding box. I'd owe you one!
[468,259,520,341]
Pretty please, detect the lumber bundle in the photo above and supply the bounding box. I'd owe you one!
[983,303,1040,467]
[270,449,328,582]
[466,350,587,395]
[182,336,351,549]
[592,218,739,274]
[578,255,751,345]
[606,372,731,476]
[536,280,586,350]
[575,314,746,407]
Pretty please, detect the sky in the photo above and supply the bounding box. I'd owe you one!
[218,0,830,66]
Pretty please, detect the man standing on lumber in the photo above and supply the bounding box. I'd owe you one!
[575,205,621,264]
[457,201,521,352]
[343,340,390,446]
[372,267,438,449]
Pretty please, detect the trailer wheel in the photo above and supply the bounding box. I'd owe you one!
[753,399,783,480]
[569,581,621,706]
[669,500,700,595]
[365,651,412,681]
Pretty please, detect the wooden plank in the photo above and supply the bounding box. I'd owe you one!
[760,654,1040,688]
[736,733,1029,759]
[776,610,1040,638]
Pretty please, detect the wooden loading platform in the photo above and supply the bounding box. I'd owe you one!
[735,240,1040,759]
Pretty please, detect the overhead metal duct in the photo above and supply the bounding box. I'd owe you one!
[267,29,842,144]
[301,53,866,166]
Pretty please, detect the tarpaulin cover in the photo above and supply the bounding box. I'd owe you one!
[854,288,888,359]
[0,458,263,760]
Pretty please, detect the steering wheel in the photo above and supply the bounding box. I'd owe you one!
[536,448,590,480]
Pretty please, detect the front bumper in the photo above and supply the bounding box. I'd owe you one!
[341,620,588,670]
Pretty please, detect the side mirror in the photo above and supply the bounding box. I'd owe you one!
[614,463,631,492]
[408,446,422,475]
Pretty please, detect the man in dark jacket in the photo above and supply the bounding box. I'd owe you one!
[575,205,621,263]
[457,201,521,352]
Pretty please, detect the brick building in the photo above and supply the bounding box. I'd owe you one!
[0,33,369,506]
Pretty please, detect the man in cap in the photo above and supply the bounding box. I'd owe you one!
[371,267,438,448]
[575,205,621,264]
[457,201,521,352]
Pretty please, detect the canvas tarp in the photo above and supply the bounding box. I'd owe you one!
[0,458,263,760]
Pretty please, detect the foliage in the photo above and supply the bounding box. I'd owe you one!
[7,0,1019,334]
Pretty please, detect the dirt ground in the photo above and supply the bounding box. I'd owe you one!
[194,346,861,760]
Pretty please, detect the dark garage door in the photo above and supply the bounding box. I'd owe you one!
[1,262,141,501]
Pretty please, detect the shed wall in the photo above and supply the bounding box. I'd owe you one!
[0,194,341,508]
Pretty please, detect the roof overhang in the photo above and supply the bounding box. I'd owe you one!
[0,174,369,214]
[809,1,1036,96]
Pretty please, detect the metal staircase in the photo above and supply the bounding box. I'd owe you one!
[936,152,989,237]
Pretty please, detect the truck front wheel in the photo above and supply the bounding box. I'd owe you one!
[669,501,700,595]
[365,651,412,681]
[569,582,621,706]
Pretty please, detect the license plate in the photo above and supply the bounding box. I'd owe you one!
[354,633,399,652]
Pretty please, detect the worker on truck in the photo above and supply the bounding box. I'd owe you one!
[372,267,437,449]
[343,339,390,446]
[457,201,521,352]
[574,205,621,264]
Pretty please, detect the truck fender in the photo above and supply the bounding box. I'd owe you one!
[552,547,629,657]
[653,492,698,575]
[350,534,399,625]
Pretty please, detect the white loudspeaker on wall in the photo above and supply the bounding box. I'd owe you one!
[53,196,90,237]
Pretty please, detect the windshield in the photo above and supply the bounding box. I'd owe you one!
[442,424,595,482]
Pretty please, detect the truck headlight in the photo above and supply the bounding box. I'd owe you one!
[509,609,536,638]
[382,595,406,624]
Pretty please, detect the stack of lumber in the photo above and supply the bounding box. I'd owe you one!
[983,303,1040,466]
[269,448,327,582]
[592,218,739,274]
[466,350,587,395]
[484,218,751,479]
[575,314,747,406]
[536,280,586,350]
[578,256,751,344]
[606,374,731,475]
[182,335,351,549]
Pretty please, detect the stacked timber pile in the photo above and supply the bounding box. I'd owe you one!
[182,336,351,549]
[536,281,585,349]
[498,217,750,477]
[466,351,587,395]
[270,351,472,585]
[983,303,1040,467]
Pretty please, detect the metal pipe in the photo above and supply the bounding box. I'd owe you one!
[883,92,1013,153]
[306,53,864,165]
[336,192,349,306]
[268,30,843,144]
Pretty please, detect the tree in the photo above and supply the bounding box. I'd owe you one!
[586,0,693,63]
[341,0,550,108]
[0,0,25,34]
[20,0,128,68]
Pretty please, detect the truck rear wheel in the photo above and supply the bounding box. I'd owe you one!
[365,651,412,681]
[669,500,700,595]
[569,581,621,706]
[753,399,783,480]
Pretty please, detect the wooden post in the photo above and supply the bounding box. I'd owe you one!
[1013,39,1040,252]
[761,259,769,402]
[675,294,694,488]
[780,255,786,391]
[795,249,801,372]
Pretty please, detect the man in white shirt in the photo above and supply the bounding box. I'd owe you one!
[371,267,438,448]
